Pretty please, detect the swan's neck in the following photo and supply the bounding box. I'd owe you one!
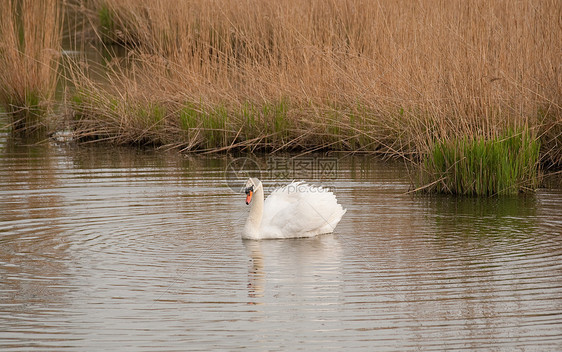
[244,185,264,239]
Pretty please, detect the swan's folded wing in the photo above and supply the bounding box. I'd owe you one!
[261,182,346,238]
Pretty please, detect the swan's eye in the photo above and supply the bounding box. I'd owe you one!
[245,185,254,195]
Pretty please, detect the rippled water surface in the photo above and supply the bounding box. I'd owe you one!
[1,139,561,351]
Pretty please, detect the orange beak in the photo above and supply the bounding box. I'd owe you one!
[245,191,253,205]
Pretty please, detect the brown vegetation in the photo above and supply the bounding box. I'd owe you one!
[67,0,561,164]
[0,0,63,134]
[0,0,560,192]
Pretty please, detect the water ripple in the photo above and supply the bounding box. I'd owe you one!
[0,146,561,350]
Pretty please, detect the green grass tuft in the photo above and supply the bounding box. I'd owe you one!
[420,130,540,195]
[98,4,116,43]
[179,103,201,130]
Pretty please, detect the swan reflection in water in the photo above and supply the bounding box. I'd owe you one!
[243,235,343,304]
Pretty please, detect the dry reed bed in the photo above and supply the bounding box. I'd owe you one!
[1,0,559,193]
[0,0,63,134]
[70,0,561,160]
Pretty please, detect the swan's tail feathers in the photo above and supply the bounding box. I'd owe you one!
[313,204,346,235]
[261,180,347,238]
[327,207,347,232]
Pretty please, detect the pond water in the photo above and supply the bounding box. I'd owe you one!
[1,137,561,351]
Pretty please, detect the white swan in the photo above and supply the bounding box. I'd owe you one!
[242,177,346,240]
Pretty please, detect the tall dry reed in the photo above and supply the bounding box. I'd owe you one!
[0,0,63,134]
[70,0,560,164]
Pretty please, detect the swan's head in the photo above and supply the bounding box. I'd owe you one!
[244,177,261,205]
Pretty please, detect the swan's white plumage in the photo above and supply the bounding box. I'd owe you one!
[243,178,346,239]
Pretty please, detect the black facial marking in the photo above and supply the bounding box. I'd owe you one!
[245,185,254,195]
